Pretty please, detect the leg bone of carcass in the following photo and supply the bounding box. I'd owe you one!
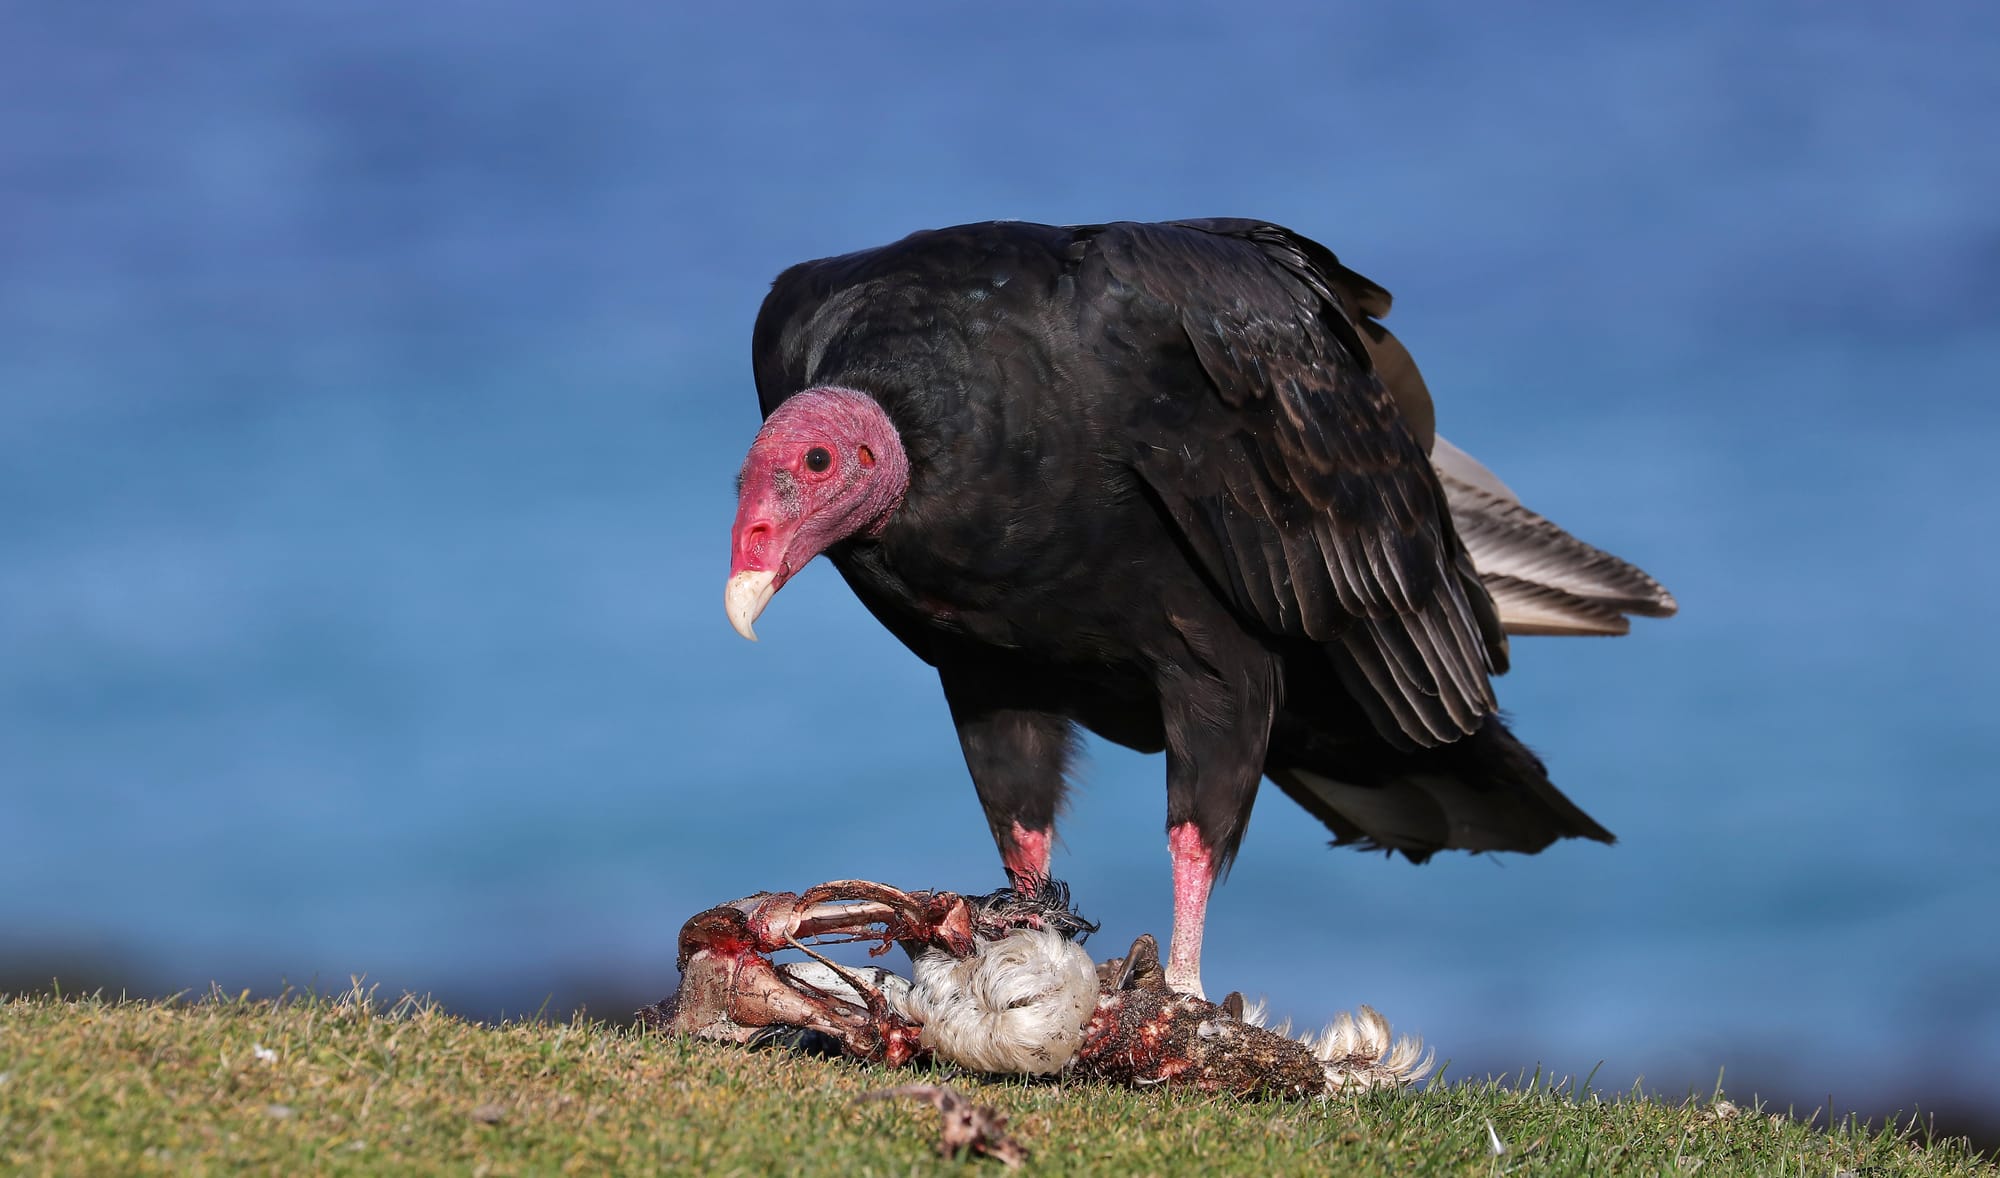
[667,891,927,1064]
[658,882,1435,1096]
[796,880,979,957]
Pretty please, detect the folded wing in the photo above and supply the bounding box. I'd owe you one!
[1085,220,1503,751]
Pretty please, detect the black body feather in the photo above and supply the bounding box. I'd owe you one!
[751,219,1621,871]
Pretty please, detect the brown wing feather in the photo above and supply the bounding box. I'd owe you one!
[1087,221,1500,750]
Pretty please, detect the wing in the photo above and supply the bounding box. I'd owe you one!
[1079,220,1503,749]
[1433,436,1680,636]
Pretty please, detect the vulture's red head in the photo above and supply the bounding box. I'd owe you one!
[727,387,908,640]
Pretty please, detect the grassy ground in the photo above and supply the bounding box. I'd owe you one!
[1,988,1990,1176]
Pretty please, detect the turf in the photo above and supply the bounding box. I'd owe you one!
[1,988,1989,1176]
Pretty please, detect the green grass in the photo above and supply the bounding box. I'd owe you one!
[1,988,1990,1176]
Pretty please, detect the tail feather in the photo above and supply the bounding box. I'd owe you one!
[1432,435,1678,636]
[1268,715,1613,861]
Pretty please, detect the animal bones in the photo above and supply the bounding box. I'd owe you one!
[640,878,1432,1097]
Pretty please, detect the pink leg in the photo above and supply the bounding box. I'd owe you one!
[1165,822,1214,997]
[1001,821,1053,886]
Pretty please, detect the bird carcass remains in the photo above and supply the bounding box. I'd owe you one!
[639,879,1432,1098]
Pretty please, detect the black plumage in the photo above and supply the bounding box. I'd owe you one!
[741,218,1674,992]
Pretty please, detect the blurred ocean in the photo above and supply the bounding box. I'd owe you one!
[4,0,1997,1131]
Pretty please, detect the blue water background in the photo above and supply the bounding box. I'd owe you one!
[4,0,1997,1118]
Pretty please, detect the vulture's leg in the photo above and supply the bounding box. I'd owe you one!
[1157,649,1280,998]
[940,665,1073,888]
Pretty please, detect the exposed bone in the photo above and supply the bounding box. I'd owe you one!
[779,961,913,1011]
[647,879,1435,1097]
[792,899,901,940]
[651,891,926,1064]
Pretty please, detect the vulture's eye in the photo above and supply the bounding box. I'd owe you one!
[804,446,832,473]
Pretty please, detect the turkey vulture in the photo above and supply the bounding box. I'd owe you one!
[727,219,1675,997]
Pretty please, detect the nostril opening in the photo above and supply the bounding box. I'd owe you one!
[739,522,775,560]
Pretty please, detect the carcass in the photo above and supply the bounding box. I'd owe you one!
[639,878,1432,1098]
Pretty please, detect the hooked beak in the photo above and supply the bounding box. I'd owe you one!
[724,569,777,642]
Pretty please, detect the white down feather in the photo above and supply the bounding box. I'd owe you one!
[898,928,1099,1075]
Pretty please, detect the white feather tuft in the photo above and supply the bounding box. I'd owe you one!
[1235,997,1293,1039]
[1237,998,1435,1091]
[1304,1005,1436,1090]
[901,929,1099,1075]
